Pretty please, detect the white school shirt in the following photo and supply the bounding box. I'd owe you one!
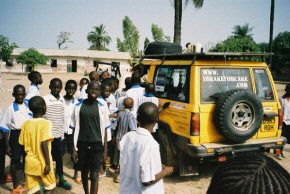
[70,98,111,151]
[126,85,145,118]
[43,93,65,138]
[64,97,78,135]
[107,93,118,114]
[25,84,40,100]
[0,102,31,132]
[77,84,88,101]
[280,97,290,125]
[139,94,159,132]
[98,96,112,139]
[120,127,164,194]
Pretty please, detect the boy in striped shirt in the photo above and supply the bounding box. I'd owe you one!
[43,78,72,190]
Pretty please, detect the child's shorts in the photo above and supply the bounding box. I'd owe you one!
[26,171,56,194]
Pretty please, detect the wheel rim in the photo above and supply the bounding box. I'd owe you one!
[230,101,255,132]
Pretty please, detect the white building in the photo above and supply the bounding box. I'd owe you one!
[2,48,132,77]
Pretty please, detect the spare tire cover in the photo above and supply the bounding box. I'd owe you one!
[214,89,263,143]
[144,41,182,55]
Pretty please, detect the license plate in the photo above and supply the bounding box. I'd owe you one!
[261,118,275,132]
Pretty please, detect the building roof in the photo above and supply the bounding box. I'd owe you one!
[12,48,131,60]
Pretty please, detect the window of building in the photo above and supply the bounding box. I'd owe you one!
[51,59,57,67]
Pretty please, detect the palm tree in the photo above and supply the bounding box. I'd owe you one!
[173,0,204,44]
[232,23,254,39]
[87,24,111,50]
[268,0,275,68]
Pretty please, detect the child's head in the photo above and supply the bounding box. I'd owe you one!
[79,78,89,88]
[137,102,159,128]
[65,80,77,97]
[101,81,111,98]
[86,81,101,100]
[124,77,132,90]
[123,97,134,110]
[207,152,290,194]
[29,96,46,116]
[28,71,43,85]
[111,76,119,93]
[13,84,26,104]
[131,72,141,85]
[145,83,155,94]
[285,84,290,93]
[49,78,63,98]
[101,71,110,80]
[89,71,100,82]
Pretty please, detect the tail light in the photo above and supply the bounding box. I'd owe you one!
[190,113,200,136]
[278,109,283,129]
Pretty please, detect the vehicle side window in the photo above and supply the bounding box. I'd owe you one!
[254,69,274,101]
[154,66,190,103]
[201,68,252,103]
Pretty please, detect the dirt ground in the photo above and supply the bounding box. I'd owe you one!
[0,72,289,194]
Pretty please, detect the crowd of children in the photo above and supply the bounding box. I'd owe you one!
[0,69,169,194]
[1,68,289,194]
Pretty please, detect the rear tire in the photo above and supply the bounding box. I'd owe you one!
[214,89,263,143]
[157,129,178,170]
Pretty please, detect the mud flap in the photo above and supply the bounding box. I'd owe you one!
[179,152,199,176]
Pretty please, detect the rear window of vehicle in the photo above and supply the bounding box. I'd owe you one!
[254,69,274,101]
[201,68,253,102]
[154,66,190,103]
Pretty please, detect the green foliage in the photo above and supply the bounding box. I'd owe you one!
[210,37,260,53]
[144,37,150,49]
[272,31,290,70]
[16,48,48,71]
[151,24,171,42]
[258,42,269,53]
[57,31,73,49]
[0,35,17,63]
[87,24,111,51]
[117,16,140,59]
[232,23,254,39]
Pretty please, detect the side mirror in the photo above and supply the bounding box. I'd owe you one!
[162,102,170,110]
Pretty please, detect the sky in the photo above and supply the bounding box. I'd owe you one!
[0,0,289,51]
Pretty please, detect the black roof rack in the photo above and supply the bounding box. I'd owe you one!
[141,52,273,61]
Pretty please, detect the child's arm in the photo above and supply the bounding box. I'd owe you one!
[41,140,51,175]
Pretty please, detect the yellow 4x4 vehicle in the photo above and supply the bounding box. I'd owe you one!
[141,43,286,176]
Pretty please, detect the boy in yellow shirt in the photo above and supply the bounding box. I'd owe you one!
[19,96,56,194]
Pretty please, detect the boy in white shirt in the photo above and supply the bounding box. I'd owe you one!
[1,84,31,193]
[25,71,43,100]
[63,80,81,183]
[43,78,72,190]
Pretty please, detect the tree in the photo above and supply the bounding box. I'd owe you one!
[0,35,17,65]
[87,24,111,51]
[173,0,204,44]
[268,0,275,68]
[144,37,150,49]
[210,37,260,53]
[16,48,48,71]
[117,16,140,60]
[232,23,254,39]
[272,31,290,71]
[57,31,73,49]
[151,24,171,42]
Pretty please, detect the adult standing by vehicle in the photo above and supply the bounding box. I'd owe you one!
[279,84,290,159]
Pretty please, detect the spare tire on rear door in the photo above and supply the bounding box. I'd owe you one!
[144,41,182,55]
[214,89,263,143]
